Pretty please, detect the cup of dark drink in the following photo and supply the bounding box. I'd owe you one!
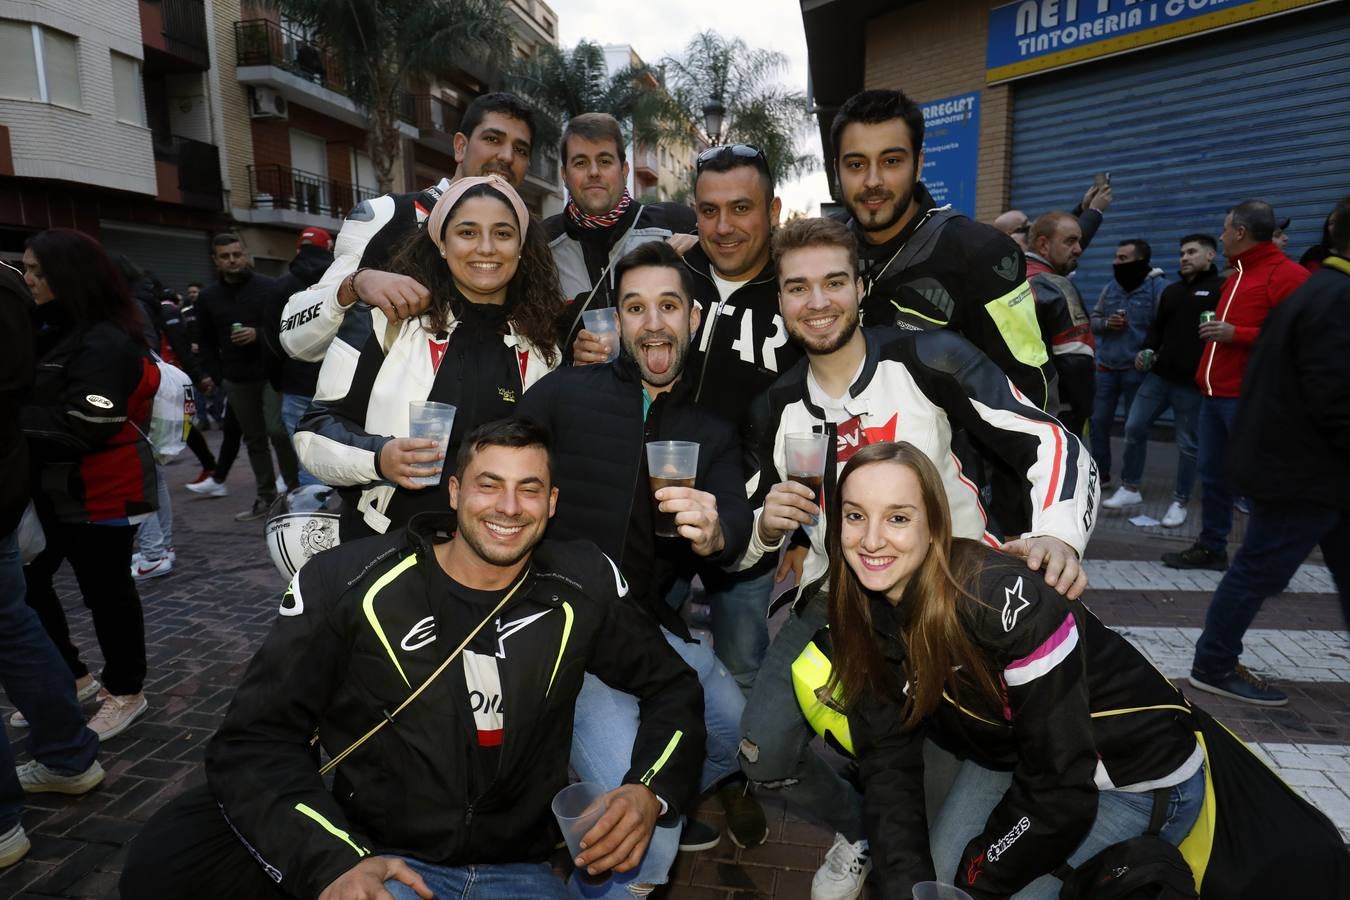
[784,432,830,509]
[646,441,699,538]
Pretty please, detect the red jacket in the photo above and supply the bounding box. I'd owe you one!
[1196,241,1309,398]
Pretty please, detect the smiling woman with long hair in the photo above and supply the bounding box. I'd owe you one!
[825,441,1205,899]
[20,228,160,741]
[295,175,561,539]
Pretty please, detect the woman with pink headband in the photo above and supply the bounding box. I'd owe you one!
[294,175,562,538]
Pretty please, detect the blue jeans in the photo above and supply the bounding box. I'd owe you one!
[281,392,322,487]
[1193,501,1350,678]
[739,592,865,841]
[0,530,100,831]
[136,462,174,561]
[689,566,777,693]
[930,757,1206,899]
[1089,366,1144,482]
[570,628,742,895]
[1196,397,1241,552]
[385,858,567,899]
[1119,374,1201,499]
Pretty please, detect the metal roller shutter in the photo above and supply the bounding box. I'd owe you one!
[1009,6,1350,301]
[99,222,214,297]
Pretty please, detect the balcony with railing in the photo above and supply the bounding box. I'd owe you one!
[401,93,461,152]
[153,135,222,211]
[235,18,348,96]
[247,164,377,223]
[140,0,210,70]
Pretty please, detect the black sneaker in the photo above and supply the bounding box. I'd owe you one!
[677,819,721,852]
[1161,543,1228,570]
[1189,664,1288,707]
[718,781,768,849]
[234,497,271,522]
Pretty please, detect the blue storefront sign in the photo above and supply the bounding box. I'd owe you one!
[986,0,1331,82]
[921,92,980,216]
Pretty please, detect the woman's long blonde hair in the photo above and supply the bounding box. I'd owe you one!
[825,441,1003,726]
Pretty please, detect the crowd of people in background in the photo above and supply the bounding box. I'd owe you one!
[1,85,1346,899]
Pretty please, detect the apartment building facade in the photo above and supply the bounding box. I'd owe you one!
[1,0,564,287]
[0,0,225,289]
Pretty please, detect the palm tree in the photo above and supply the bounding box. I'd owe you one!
[657,31,815,187]
[261,0,510,192]
[503,40,668,151]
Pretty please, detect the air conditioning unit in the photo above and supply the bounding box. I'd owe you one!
[250,87,288,120]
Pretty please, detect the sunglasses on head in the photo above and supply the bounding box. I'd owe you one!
[1013,223,1031,235]
[696,143,768,173]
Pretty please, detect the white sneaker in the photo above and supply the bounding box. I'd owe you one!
[0,824,29,868]
[16,759,105,795]
[9,677,101,728]
[1161,501,1188,527]
[811,833,871,900]
[1102,486,1144,509]
[131,555,174,580]
[87,692,148,741]
[186,477,228,497]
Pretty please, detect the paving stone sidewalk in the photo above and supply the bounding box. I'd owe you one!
[2,435,1345,899]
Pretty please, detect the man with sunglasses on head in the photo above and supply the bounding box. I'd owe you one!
[279,92,537,365]
[551,113,696,363]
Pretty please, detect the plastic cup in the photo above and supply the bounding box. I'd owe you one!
[582,307,620,362]
[407,400,456,487]
[646,441,699,538]
[552,781,608,865]
[912,883,974,900]
[784,432,830,508]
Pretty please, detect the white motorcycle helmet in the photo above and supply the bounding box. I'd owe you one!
[265,485,343,580]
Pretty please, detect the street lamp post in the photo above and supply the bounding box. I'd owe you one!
[702,94,725,147]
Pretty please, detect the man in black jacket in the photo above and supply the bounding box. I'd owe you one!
[677,145,806,705]
[120,418,705,900]
[1188,197,1350,707]
[1109,234,1224,526]
[264,227,335,487]
[197,232,298,520]
[553,113,696,361]
[832,90,1056,543]
[519,240,756,892]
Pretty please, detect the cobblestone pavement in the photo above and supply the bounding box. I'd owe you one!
[1,434,1345,899]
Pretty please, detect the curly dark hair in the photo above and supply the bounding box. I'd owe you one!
[387,183,560,367]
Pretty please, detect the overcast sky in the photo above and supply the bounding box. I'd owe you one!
[550,0,832,215]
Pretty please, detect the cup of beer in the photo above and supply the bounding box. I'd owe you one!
[581,307,620,362]
[646,441,699,538]
[785,432,830,509]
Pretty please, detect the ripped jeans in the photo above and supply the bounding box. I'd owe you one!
[738,590,865,842]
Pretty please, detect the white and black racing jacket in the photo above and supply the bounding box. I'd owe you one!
[739,327,1098,608]
[280,181,447,363]
[295,300,555,536]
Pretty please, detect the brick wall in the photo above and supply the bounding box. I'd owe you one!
[249,103,367,185]
[863,0,1011,222]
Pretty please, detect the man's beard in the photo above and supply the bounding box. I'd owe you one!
[624,329,688,388]
[851,180,916,235]
[787,304,860,355]
[458,516,538,568]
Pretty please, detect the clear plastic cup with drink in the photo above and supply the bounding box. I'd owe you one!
[785,432,830,509]
[582,307,620,362]
[406,400,456,487]
[552,781,609,885]
[646,441,699,538]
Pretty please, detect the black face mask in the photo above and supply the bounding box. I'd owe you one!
[1113,259,1151,292]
